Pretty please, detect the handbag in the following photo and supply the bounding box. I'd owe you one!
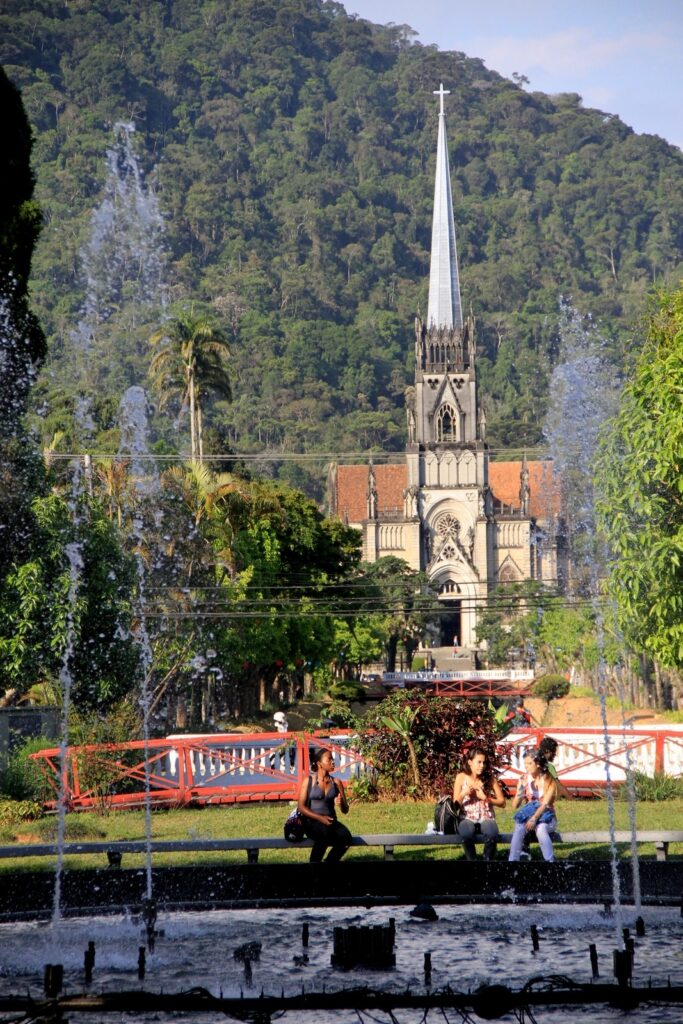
[284,776,313,843]
[513,800,555,825]
[434,795,460,834]
[284,807,306,842]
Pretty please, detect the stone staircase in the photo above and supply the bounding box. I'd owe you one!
[427,645,476,672]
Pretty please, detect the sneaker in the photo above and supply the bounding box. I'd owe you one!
[519,851,531,861]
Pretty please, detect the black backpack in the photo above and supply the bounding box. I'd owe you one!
[284,776,313,842]
[434,795,460,834]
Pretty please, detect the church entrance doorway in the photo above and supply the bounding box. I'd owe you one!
[438,604,461,647]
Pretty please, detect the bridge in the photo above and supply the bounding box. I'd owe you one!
[381,668,534,698]
[29,724,683,811]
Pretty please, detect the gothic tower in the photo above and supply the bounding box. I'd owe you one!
[406,84,492,648]
[329,85,560,658]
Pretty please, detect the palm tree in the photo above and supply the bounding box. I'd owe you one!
[380,706,421,791]
[149,310,232,463]
[95,458,131,528]
[161,462,252,577]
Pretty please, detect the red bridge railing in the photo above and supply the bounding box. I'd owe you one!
[382,670,535,698]
[29,731,363,812]
[29,726,683,811]
[501,726,683,796]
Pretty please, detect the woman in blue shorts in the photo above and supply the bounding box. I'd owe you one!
[509,749,558,862]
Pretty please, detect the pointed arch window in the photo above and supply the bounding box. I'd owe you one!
[436,403,457,441]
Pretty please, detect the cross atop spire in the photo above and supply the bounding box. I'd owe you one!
[426,84,463,330]
[433,83,450,115]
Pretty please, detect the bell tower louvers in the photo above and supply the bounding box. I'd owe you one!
[406,84,491,649]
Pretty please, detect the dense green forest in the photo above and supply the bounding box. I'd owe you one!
[2,0,682,496]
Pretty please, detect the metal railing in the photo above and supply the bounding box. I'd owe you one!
[382,669,535,698]
[28,725,683,811]
[501,726,683,794]
[29,731,365,811]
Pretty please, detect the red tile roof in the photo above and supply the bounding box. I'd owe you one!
[333,459,560,523]
[489,460,560,519]
[334,463,407,523]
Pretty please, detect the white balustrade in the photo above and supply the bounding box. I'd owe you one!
[162,726,683,796]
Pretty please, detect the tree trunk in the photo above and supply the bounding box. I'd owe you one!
[165,678,177,733]
[669,668,683,710]
[189,681,201,730]
[188,366,197,462]
[653,661,668,710]
[405,735,421,791]
[405,636,420,667]
[175,691,187,730]
[387,634,398,672]
[639,654,654,707]
[197,401,204,464]
[240,669,260,717]
[201,677,212,726]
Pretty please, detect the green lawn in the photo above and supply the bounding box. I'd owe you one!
[1,797,682,872]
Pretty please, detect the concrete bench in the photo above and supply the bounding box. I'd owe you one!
[0,830,681,865]
[556,831,683,863]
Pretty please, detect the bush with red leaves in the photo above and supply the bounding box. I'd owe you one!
[359,691,510,799]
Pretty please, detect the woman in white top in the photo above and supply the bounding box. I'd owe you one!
[509,749,558,862]
[452,747,506,860]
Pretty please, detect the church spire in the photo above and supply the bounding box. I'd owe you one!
[427,84,463,330]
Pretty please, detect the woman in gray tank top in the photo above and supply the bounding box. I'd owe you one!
[297,747,352,862]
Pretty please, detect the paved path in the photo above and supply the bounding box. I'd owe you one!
[425,645,475,672]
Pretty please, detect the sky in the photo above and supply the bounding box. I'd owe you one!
[345,0,683,151]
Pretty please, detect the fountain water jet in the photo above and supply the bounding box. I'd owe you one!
[543,299,630,940]
[117,385,160,496]
[132,508,155,902]
[51,533,83,927]
[72,121,167,352]
[46,118,168,922]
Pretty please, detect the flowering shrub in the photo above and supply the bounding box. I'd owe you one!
[359,692,510,799]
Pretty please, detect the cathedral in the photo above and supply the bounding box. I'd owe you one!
[328,86,562,652]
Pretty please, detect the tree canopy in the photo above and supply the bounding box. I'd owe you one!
[0,67,47,580]
[1,0,681,477]
[596,284,683,669]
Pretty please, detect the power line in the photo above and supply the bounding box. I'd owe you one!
[145,576,603,592]
[38,446,556,462]
[139,596,612,620]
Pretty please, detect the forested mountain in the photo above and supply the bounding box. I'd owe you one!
[3,0,683,494]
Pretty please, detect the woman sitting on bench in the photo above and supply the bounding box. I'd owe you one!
[298,747,351,863]
[509,749,558,862]
[452,746,506,861]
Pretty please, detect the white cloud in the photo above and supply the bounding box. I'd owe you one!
[475,28,671,80]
